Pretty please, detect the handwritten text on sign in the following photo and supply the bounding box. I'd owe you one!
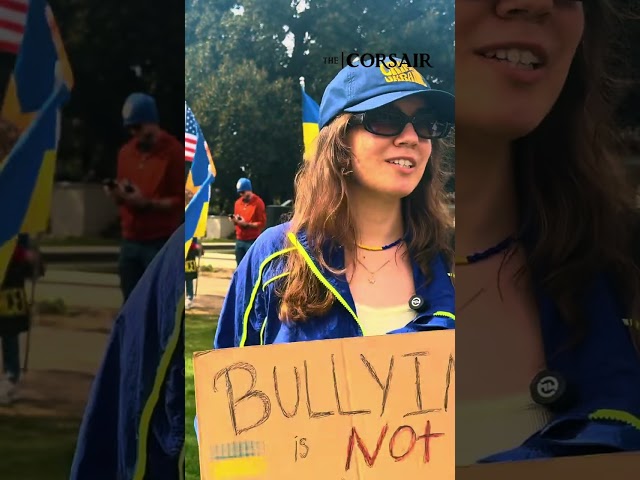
[194,331,455,480]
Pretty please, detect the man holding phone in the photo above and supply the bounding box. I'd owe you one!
[230,177,266,265]
[105,93,183,301]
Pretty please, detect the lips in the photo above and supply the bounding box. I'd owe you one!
[475,42,549,69]
[386,158,416,168]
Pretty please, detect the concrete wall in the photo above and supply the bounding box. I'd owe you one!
[205,216,235,239]
[50,182,118,237]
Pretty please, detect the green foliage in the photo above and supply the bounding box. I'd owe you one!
[186,0,455,205]
[51,1,184,180]
[185,313,220,479]
[0,416,79,480]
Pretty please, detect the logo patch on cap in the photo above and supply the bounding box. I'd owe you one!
[379,63,427,87]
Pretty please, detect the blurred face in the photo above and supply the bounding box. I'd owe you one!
[346,95,433,199]
[128,123,157,148]
[238,191,252,202]
[456,0,584,139]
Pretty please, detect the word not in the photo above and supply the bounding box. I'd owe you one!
[342,53,433,69]
[212,352,454,436]
[344,419,444,471]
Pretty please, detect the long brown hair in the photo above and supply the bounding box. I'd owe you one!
[276,114,453,321]
[512,0,640,349]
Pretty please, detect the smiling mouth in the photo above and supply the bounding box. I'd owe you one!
[386,159,415,168]
[478,48,545,70]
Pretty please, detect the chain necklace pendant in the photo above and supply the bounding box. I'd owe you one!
[356,257,389,285]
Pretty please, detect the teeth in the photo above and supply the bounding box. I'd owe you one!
[519,50,538,65]
[507,49,520,63]
[388,159,413,168]
[483,48,541,68]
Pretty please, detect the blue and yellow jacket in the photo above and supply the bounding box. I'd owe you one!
[195,222,454,443]
[70,225,185,480]
[214,221,456,349]
[479,273,640,462]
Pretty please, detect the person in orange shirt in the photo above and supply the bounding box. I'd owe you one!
[105,93,183,301]
[230,177,266,265]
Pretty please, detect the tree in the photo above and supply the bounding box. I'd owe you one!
[186,0,455,206]
[50,0,184,180]
[190,58,300,208]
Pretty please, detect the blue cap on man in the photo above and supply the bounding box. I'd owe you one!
[122,93,159,126]
[236,178,252,193]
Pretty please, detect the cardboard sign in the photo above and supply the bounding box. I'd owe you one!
[194,330,455,479]
[456,452,640,479]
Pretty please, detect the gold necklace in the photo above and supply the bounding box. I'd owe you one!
[356,258,390,284]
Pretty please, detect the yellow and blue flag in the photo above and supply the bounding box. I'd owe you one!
[301,86,319,155]
[185,102,215,257]
[0,0,72,281]
[0,84,70,279]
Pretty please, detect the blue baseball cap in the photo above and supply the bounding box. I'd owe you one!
[319,56,454,129]
[236,178,252,192]
[122,93,159,127]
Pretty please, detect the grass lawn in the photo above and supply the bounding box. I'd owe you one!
[185,312,219,480]
[0,415,80,479]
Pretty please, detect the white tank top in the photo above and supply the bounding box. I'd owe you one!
[354,302,417,336]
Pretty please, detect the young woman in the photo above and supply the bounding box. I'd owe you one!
[214,56,455,347]
[455,0,640,464]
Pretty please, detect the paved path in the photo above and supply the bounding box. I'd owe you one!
[200,251,237,270]
[193,272,232,297]
[27,269,123,308]
[20,326,109,374]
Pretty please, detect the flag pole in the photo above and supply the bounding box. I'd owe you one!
[299,76,305,92]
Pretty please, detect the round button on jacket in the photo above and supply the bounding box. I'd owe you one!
[530,370,572,410]
[408,295,428,312]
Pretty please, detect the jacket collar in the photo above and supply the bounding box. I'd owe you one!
[293,229,454,319]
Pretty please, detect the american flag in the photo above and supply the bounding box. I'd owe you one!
[185,102,198,162]
[0,0,29,55]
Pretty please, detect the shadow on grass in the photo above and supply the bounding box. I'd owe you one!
[0,415,80,479]
[185,312,219,480]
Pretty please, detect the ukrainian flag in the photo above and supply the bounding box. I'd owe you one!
[301,86,319,156]
[185,103,215,257]
[0,84,70,280]
[0,0,72,281]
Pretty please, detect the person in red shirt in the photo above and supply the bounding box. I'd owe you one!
[105,93,183,301]
[230,177,266,265]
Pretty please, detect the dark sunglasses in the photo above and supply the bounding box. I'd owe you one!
[349,109,451,139]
